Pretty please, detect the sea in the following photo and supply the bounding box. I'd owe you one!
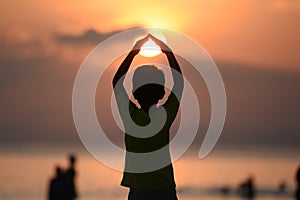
[0,144,298,200]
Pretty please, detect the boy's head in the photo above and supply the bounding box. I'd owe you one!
[132,65,165,104]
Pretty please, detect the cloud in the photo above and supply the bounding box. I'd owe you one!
[0,27,145,64]
[55,27,142,44]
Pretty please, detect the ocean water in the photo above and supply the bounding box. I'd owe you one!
[0,146,298,200]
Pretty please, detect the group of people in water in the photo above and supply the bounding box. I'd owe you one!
[226,166,300,199]
[48,154,78,200]
[47,155,299,200]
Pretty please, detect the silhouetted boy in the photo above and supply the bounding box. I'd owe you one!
[113,35,183,200]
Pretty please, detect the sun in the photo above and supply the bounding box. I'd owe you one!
[139,33,167,57]
[139,38,161,57]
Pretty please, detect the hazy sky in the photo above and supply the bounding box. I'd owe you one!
[0,0,299,153]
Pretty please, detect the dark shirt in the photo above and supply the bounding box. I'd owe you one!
[115,90,180,190]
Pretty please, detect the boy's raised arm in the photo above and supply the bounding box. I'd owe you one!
[112,35,149,90]
[149,35,184,100]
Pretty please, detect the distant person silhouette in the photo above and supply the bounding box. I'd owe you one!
[48,155,78,200]
[296,165,300,200]
[113,34,183,200]
[278,181,287,194]
[64,154,78,200]
[48,166,65,200]
[239,176,255,199]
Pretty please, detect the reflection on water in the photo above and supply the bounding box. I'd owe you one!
[0,147,298,200]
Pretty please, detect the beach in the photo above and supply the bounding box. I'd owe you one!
[0,146,298,200]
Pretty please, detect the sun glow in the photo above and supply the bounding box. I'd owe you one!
[139,33,167,57]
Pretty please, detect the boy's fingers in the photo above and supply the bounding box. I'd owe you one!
[149,35,164,46]
[137,35,149,45]
[149,36,172,53]
[149,36,167,49]
[149,35,160,43]
[141,36,149,43]
[132,36,149,52]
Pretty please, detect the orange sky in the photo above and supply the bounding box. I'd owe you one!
[0,0,299,69]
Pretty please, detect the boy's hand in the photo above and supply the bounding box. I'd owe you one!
[148,34,172,54]
[131,35,150,55]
